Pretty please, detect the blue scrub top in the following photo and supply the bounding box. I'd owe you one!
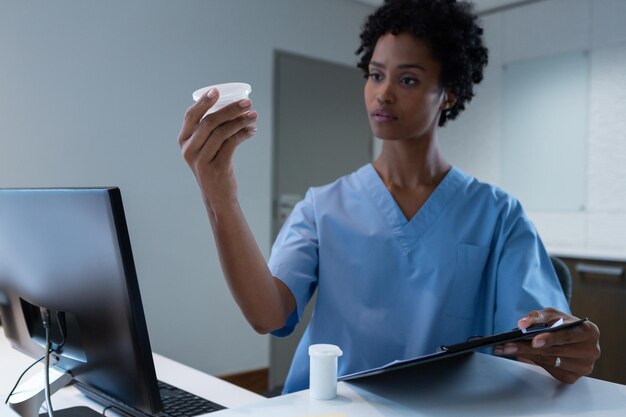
[269,164,569,393]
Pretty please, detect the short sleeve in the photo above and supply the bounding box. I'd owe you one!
[494,202,570,333]
[268,189,319,337]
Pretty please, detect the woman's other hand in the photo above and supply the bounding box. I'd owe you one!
[494,308,601,383]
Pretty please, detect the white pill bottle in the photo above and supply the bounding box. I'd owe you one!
[308,344,343,400]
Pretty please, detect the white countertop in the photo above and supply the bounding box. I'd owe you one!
[210,352,626,417]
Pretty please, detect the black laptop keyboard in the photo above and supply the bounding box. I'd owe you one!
[155,380,225,416]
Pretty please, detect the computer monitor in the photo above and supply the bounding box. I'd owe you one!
[0,188,162,416]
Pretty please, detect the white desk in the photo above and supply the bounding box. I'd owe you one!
[213,352,626,417]
[3,332,626,417]
[0,331,264,416]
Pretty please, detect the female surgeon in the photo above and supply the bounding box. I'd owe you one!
[178,0,600,394]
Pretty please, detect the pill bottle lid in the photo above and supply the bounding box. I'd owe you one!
[309,344,343,357]
[192,82,252,104]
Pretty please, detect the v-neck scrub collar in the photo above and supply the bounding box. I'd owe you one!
[356,163,466,253]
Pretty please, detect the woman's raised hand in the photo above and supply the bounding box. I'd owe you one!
[178,88,258,207]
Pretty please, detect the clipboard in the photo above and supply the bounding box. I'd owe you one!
[339,317,587,382]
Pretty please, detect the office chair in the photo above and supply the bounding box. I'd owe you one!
[550,255,572,304]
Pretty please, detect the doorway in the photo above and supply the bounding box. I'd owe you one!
[269,51,373,392]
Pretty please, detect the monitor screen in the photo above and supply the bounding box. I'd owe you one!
[0,187,163,414]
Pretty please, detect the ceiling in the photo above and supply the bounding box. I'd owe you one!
[351,0,539,14]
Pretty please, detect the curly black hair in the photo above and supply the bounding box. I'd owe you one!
[356,0,489,127]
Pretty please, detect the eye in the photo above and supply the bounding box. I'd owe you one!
[401,76,419,86]
[367,72,383,82]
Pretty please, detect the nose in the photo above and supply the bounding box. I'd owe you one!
[376,82,395,105]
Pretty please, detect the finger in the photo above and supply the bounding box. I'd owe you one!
[192,124,256,169]
[181,134,207,167]
[497,339,597,360]
[211,125,257,166]
[493,340,531,356]
[186,99,253,158]
[197,98,253,139]
[518,307,573,329]
[201,111,257,161]
[531,320,600,349]
[178,88,220,146]
[516,357,536,366]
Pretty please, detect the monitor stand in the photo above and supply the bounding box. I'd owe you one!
[8,366,102,416]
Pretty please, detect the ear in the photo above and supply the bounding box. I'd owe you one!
[441,89,457,111]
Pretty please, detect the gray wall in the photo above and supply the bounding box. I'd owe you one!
[440,0,626,256]
[0,0,372,376]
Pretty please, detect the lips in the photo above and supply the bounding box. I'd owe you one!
[371,108,398,122]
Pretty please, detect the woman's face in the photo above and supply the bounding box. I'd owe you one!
[364,32,451,142]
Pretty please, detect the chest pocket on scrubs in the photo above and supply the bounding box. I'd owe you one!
[445,243,491,320]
